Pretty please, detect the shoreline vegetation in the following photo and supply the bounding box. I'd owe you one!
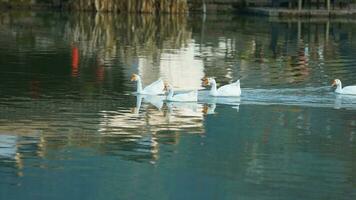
[1,0,356,17]
[0,0,189,13]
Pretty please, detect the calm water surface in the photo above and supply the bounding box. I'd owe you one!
[0,12,356,200]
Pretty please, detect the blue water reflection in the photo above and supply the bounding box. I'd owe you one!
[0,12,355,200]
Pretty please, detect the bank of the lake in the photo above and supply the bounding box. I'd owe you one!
[245,7,356,17]
[0,0,190,13]
[3,0,356,18]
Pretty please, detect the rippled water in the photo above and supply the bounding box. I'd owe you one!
[0,12,356,200]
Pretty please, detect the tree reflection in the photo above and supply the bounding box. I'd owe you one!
[64,13,191,67]
[190,15,355,87]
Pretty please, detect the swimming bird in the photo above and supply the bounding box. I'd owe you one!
[164,84,198,102]
[131,74,164,95]
[202,77,241,97]
[332,79,356,95]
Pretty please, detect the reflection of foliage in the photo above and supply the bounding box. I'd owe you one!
[190,15,352,86]
[64,13,191,66]
[0,0,187,13]
[70,0,188,13]
[0,0,32,7]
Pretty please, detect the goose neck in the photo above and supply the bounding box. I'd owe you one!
[335,84,343,93]
[167,89,174,99]
[167,89,174,100]
[210,81,218,96]
[136,77,143,93]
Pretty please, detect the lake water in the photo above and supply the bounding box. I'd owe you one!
[0,11,355,200]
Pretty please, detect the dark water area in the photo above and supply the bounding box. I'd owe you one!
[0,11,355,200]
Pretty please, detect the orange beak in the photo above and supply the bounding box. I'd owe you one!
[163,83,169,92]
[331,80,336,87]
[202,77,209,86]
[130,74,137,81]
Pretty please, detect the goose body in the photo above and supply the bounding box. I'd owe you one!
[203,77,241,97]
[165,84,198,102]
[131,74,164,95]
[132,94,165,114]
[332,79,356,95]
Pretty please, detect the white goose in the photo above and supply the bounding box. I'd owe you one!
[202,77,241,97]
[131,74,164,95]
[164,84,198,102]
[332,79,356,95]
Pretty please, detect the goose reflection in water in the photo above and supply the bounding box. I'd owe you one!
[131,94,165,114]
[334,94,356,110]
[0,135,24,177]
[99,88,244,136]
[202,103,240,115]
[163,102,203,128]
[100,95,207,133]
[98,95,206,162]
[0,135,18,159]
[165,102,201,116]
[199,91,241,114]
[202,104,217,115]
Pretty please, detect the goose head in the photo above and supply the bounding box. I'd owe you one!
[331,79,341,87]
[163,82,172,93]
[130,74,140,81]
[164,82,174,100]
[202,77,216,86]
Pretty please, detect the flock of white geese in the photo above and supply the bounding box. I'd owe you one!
[131,73,356,102]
